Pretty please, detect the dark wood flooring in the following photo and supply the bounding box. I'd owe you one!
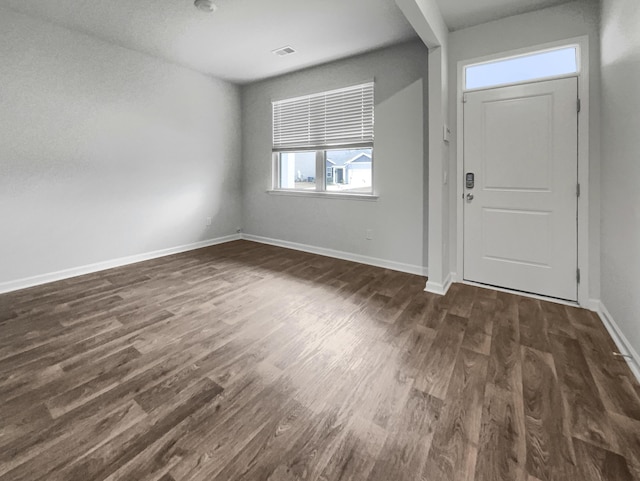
[1,240,639,481]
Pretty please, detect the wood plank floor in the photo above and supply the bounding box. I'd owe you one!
[1,240,639,481]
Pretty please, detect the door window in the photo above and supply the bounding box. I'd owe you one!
[465,47,578,90]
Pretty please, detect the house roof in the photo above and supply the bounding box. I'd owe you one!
[345,153,372,165]
[326,150,372,167]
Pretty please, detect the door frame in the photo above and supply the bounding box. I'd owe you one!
[455,35,591,307]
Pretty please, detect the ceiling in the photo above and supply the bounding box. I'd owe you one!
[1,0,581,83]
[0,0,417,84]
[436,0,576,31]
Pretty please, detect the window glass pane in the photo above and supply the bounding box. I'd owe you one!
[326,148,372,194]
[465,47,578,90]
[279,151,316,190]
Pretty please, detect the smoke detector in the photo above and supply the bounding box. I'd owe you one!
[272,46,297,57]
[194,0,217,12]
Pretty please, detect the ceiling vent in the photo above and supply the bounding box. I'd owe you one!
[194,0,217,12]
[272,46,297,57]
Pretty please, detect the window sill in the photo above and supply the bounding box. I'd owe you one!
[266,190,379,201]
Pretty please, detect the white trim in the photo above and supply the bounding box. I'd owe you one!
[0,234,241,295]
[266,190,378,201]
[241,234,428,277]
[596,302,640,383]
[585,298,601,313]
[1,232,428,295]
[455,35,591,308]
[424,272,452,296]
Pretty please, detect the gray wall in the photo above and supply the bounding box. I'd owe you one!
[600,0,640,355]
[0,8,242,285]
[447,0,602,299]
[241,41,429,271]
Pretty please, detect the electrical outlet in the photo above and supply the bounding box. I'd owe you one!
[206,217,212,226]
[366,229,373,240]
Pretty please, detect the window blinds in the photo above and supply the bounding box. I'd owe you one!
[272,82,374,151]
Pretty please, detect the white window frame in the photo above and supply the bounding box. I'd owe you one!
[270,149,376,200]
[269,82,377,200]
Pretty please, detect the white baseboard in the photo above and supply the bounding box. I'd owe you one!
[1,232,428,295]
[424,272,453,296]
[596,301,640,383]
[585,298,601,313]
[0,234,241,295]
[241,234,428,277]
[5,233,637,384]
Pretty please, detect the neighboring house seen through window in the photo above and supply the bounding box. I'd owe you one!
[272,82,374,195]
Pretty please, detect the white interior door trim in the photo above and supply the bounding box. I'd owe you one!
[455,35,591,307]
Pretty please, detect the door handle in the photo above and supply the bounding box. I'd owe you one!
[466,193,474,202]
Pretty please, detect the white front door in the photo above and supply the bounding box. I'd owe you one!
[463,77,578,301]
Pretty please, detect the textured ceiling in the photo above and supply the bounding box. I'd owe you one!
[0,0,418,84]
[436,0,576,31]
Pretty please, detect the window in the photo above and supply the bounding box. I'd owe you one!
[326,148,372,193]
[465,46,578,90]
[272,82,374,195]
[278,151,317,190]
